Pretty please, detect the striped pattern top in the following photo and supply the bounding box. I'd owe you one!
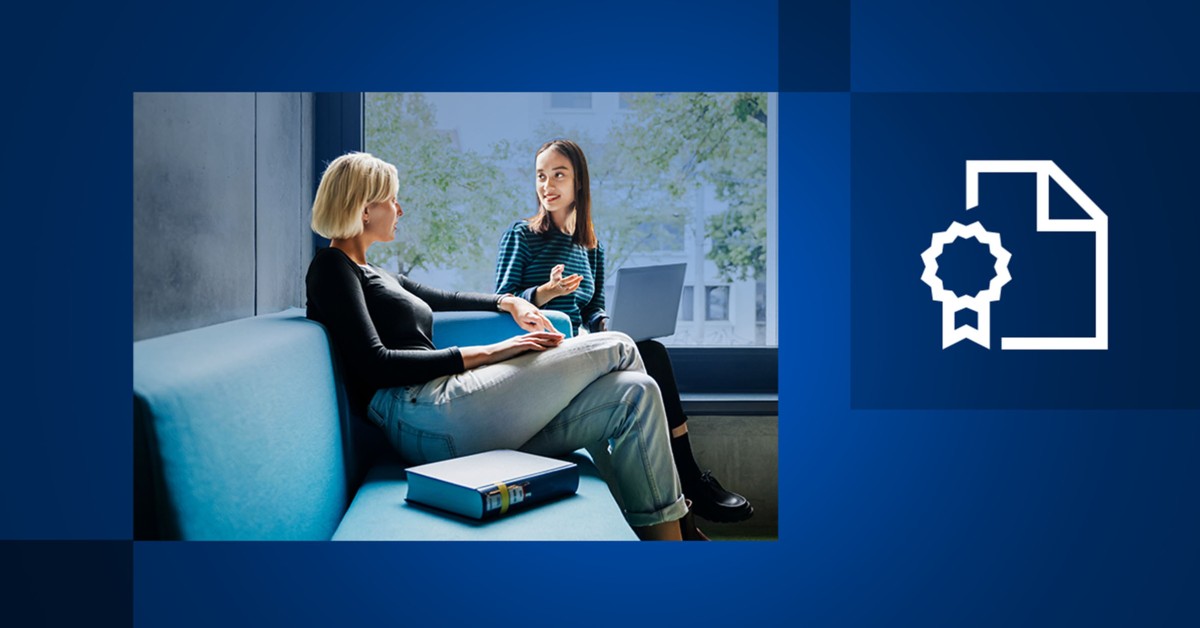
[494,220,607,333]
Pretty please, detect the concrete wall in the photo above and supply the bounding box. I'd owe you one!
[690,414,778,539]
[133,93,314,341]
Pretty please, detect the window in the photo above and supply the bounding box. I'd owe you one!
[318,92,777,395]
[360,92,776,349]
[705,285,730,321]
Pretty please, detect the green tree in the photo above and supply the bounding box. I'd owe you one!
[364,93,521,290]
[606,93,768,282]
[362,92,767,294]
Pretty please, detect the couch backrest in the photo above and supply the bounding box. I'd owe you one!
[132,307,575,540]
[134,308,349,540]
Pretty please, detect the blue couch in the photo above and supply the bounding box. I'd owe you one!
[133,308,637,541]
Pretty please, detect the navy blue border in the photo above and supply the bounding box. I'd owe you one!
[6,0,1200,626]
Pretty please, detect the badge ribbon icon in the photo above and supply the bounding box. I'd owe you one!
[920,221,1012,349]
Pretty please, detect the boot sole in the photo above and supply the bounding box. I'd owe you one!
[693,503,754,524]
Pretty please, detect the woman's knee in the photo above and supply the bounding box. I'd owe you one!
[591,330,637,350]
[613,371,664,421]
[575,331,640,368]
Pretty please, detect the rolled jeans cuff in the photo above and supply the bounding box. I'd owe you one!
[624,492,688,528]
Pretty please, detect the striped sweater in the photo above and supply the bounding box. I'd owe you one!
[494,220,607,333]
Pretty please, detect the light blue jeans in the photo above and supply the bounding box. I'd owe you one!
[367,331,687,528]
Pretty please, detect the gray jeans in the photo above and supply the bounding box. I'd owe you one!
[367,331,687,527]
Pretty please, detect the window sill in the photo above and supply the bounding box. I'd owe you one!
[680,393,777,416]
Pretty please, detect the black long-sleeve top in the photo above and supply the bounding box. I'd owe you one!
[305,247,502,416]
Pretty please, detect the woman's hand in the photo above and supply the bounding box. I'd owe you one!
[460,331,565,368]
[499,295,560,333]
[536,264,583,304]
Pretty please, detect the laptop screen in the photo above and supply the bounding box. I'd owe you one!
[607,263,688,341]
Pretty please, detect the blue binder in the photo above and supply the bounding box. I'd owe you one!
[405,450,580,520]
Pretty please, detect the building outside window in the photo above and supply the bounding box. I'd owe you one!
[705,285,730,321]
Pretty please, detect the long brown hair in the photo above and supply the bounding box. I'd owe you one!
[527,139,597,249]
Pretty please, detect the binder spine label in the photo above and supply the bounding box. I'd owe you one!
[485,483,527,514]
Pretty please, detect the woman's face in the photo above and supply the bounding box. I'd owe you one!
[364,197,403,242]
[536,148,575,214]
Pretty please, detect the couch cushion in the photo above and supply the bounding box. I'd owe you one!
[134,308,349,540]
[333,451,636,541]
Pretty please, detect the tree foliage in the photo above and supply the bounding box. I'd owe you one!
[364,93,520,288]
[607,93,768,281]
[361,92,768,291]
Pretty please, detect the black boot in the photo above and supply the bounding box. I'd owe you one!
[671,430,754,523]
[682,471,754,523]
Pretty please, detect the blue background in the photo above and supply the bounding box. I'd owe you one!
[5,0,1200,626]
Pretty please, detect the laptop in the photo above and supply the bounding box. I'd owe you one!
[606,263,688,341]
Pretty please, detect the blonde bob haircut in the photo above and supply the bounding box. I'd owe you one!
[311,152,399,240]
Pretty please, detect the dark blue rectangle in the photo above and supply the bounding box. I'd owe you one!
[790,410,1200,627]
[133,542,785,626]
[110,1,779,91]
[1,541,131,625]
[851,93,1200,409]
[9,1,1200,626]
[779,1,850,91]
[2,0,779,541]
[853,1,1200,92]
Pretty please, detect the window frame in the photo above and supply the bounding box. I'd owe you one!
[679,285,695,322]
[318,92,777,399]
[545,92,594,112]
[312,92,364,253]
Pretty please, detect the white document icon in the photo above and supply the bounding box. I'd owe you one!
[965,160,1108,350]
